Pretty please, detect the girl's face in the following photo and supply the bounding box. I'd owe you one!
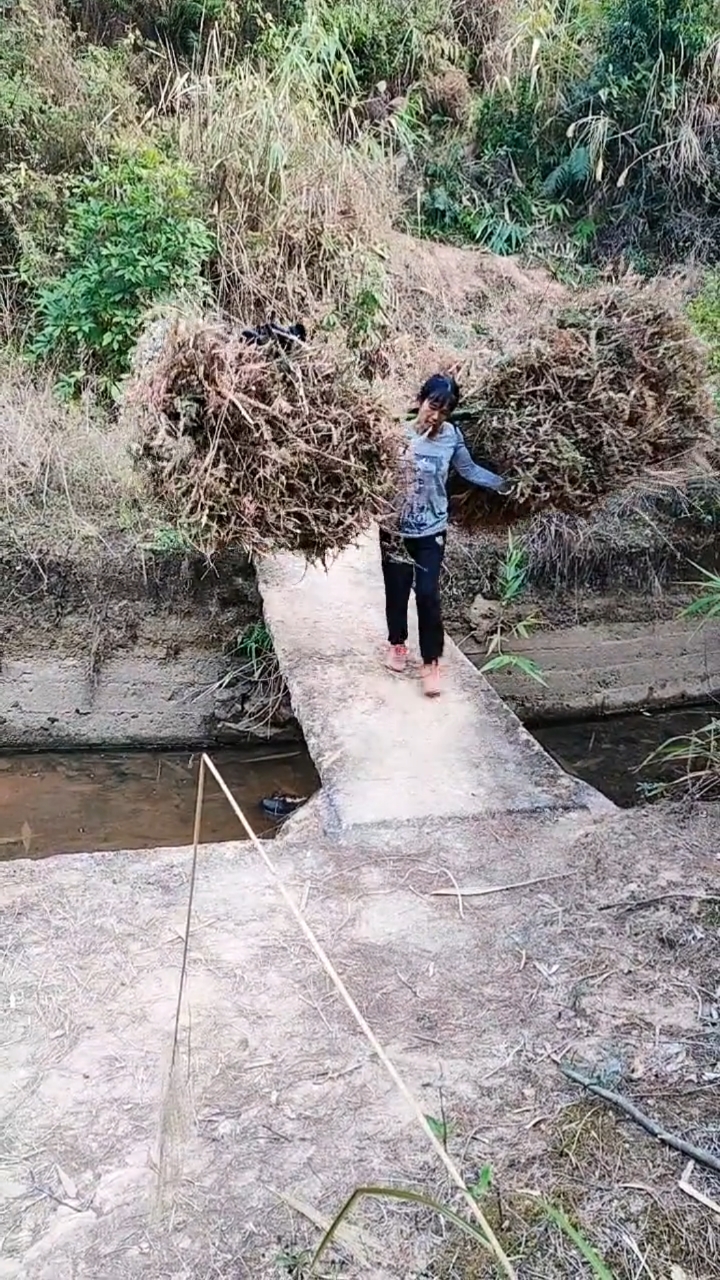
[417,398,447,432]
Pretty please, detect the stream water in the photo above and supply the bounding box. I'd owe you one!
[0,746,319,860]
[0,702,717,859]
[534,701,718,807]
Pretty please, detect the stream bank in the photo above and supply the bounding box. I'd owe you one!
[0,543,295,749]
[2,523,719,751]
[443,519,720,721]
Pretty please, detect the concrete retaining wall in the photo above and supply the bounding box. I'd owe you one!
[0,545,296,749]
[466,618,720,721]
[0,652,223,748]
[4,618,718,749]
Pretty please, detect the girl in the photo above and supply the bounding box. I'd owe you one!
[381,374,511,698]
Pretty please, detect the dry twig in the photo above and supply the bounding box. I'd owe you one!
[599,891,720,912]
[679,1161,720,1217]
[430,871,571,899]
[560,1064,720,1174]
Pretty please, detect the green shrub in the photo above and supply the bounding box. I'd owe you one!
[31,149,213,393]
[601,0,717,75]
[1,50,140,173]
[688,273,720,371]
[146,0,228,55]
[412,111,570,256]
[0,3,142,339]
[473,78,548,181]
[414,141,485,242]
[0,167,71,286]
[0,14,143,331]
[414,145,526,251]
[62,0,235,57]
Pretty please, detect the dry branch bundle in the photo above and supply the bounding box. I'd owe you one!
[130,318,399,561]
[421,67,473,121]
[452,289,717,528]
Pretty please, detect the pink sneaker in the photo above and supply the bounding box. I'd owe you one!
[421,662,441,697]
[386,643,408,673]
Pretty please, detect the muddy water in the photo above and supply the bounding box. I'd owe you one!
[0,747,319,860]
[534,702,719,807]
[2,703,717,859]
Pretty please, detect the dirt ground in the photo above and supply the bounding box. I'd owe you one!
[1,800,718,1279]
[382,232,566,411]
[0,544,260,660]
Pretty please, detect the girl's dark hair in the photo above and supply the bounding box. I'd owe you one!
[419,373,460,415]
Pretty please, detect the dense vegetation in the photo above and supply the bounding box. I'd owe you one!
[1,0,720,393]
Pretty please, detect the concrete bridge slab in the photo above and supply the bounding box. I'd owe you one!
[257,535,612,833]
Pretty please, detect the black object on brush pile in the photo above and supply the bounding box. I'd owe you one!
[130,318,398,561]
[240,320,307,350]
[451,290,717,528]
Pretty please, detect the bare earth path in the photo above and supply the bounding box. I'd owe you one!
[1,538,718,1279]
[3,807,719,1279]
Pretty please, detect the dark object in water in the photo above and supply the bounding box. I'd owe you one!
[260,792,307,820]
[241,321,307,351]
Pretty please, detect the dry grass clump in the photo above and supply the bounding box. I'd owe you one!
[131,317,399,561]
[453,289,718,528]
[421,67,473,121]
[0,355,140,549]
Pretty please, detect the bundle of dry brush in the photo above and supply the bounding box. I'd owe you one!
[452,290,717,528]
[130,319,399,560]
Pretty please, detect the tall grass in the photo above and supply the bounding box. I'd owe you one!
[298,0,463,98]
[641,719,720,799]
[0,352,143,546]
[490,0,601,102]
[163,30,397,319]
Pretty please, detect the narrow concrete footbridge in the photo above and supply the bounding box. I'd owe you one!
[257,532,612,834]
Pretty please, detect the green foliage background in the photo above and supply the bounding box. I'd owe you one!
[2,0,720,387]
[31,150,213,394]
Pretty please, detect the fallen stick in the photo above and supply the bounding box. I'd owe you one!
[679,1161,720,1217]
[559,1064,720,1175]
[430,872,571,899]
[599,891,720,913]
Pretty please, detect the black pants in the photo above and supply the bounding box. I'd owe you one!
[380,530,447,665]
